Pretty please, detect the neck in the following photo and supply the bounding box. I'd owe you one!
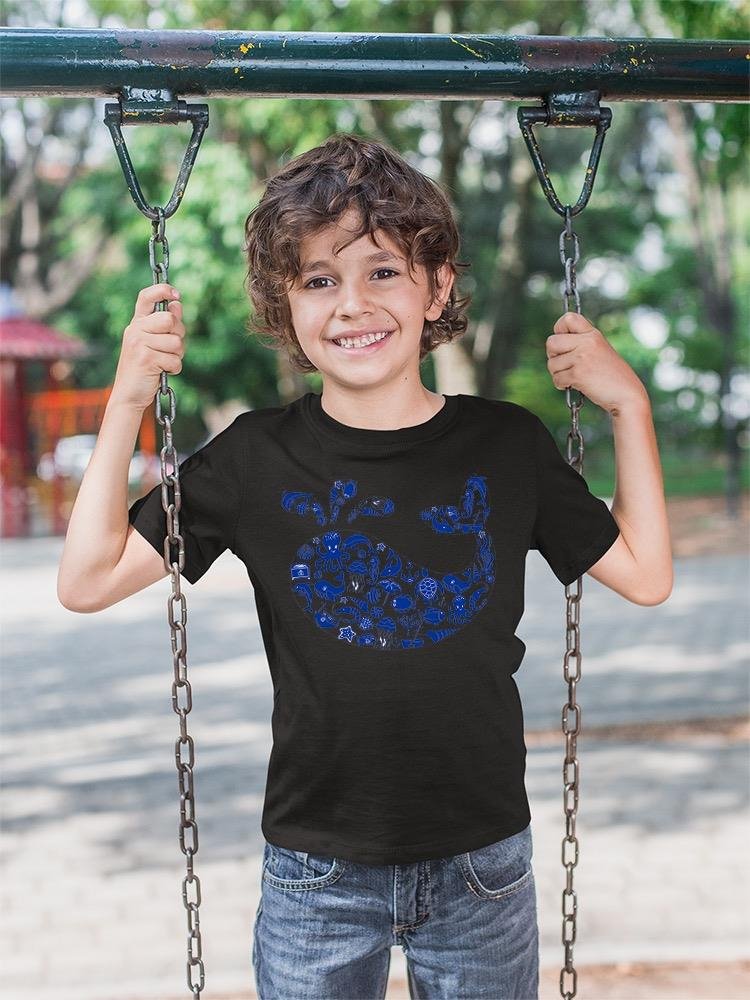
[319,382,445,431]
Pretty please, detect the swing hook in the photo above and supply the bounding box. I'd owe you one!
[517,91,612,218]
[104,87,209,222]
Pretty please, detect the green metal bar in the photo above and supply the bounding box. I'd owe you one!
[0,28,747,102]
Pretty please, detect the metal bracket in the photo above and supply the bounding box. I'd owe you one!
[517,91,612,217]
[103,87,209,221]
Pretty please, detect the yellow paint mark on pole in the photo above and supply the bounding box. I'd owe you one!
[449,37,485,60]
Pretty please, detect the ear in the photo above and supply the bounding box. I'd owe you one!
[425,262,455,321]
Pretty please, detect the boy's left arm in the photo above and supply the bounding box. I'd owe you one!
[546,312,674,606]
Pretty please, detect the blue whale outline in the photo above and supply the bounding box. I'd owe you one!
[281,476,495,650]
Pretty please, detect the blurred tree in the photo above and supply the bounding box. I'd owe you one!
[0,0,112,317]
[630,0,749,513]
[0,0,745,499]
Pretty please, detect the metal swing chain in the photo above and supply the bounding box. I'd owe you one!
[150,207,206,998]
[559,204,585,1000]
[517,92,612,1000]
[104,92,210,997]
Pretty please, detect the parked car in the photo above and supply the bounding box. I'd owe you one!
[36,434,170,487]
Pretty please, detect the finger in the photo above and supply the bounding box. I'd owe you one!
[149,300,183,322]
[552,312,594,335]
[138,300,183,328]
[133,283,180,318]
[138,310,180,335]
[143,332,185,355]
[548,356,575,376]
[149,349,184,374]
[546,333,578,358]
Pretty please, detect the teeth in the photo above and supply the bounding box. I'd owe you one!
[334,330,391,349]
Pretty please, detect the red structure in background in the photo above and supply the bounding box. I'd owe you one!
[0,300,156,537]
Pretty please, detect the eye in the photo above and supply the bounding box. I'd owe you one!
[303,268,399,290]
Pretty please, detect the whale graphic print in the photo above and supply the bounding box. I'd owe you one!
[281,476,495,649]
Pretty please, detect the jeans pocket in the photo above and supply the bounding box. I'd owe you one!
[458,824,534,900]
[262,841,346,891]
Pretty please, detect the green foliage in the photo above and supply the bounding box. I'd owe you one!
[635,0,749,40]
[2,0,746,476]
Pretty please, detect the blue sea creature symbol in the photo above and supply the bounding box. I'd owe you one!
[280,476,495,650]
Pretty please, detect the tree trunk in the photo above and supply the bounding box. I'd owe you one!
[663,101,741,518]
[480,142,537,400]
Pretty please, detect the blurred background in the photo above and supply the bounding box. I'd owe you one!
[1,0,748,998]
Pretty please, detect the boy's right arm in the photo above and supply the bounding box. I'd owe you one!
[56,397,169,612]
[57,283,185,613]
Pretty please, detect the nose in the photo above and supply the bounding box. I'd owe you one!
[334,277,376,319]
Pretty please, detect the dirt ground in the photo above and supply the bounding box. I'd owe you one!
[539,961,750,1000]
[538,960,750,1000]
[665,491,749,558]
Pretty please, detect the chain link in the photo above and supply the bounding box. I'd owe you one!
[559,205,585,1000]
[149,206,206,998]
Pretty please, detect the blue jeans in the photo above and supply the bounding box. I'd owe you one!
[252,822,539,999]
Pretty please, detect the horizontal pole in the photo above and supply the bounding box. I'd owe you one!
[0,28,748,102]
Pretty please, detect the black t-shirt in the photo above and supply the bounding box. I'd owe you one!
[127,391,620,865]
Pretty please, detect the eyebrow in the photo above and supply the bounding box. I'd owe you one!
[300,250,401,276]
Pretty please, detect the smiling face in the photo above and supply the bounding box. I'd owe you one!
[286,207,454,392]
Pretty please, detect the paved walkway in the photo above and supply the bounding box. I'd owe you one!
[1,539,748,1000]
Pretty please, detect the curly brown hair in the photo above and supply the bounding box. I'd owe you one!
[242,132,471,375]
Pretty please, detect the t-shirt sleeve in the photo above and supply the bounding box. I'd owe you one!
[127,414,246,585]
[529,414,620,586]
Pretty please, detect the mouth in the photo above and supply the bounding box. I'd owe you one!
[328,330,395,354]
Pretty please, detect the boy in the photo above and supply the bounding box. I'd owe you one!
[58,133,672,999]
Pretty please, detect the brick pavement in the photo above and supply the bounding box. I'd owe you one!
[1,539,748,999]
